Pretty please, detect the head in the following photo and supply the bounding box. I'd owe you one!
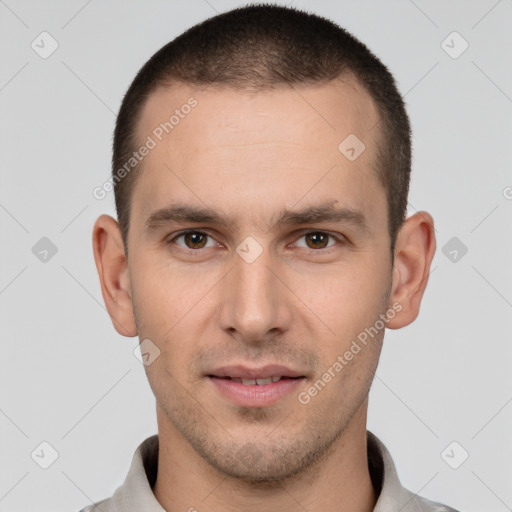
[112,4,412,256]
[93,4,435,483]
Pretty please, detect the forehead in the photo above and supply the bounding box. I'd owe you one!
[132,78,385,231]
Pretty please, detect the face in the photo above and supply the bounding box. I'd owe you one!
[122,79,394,480]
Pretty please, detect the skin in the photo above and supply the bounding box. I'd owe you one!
[93,77,436,512]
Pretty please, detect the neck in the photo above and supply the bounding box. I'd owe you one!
[153,403,377,512]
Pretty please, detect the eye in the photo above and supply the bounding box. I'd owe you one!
[167,230,343,253]
[294,232,338,250]
[171,230,218,250]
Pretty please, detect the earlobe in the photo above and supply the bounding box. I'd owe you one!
[386,211,436,330]
[92,214,138,337]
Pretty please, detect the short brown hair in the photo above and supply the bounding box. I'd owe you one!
[113,4,411,255]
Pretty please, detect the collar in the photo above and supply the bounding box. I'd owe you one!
[87,431,456,512]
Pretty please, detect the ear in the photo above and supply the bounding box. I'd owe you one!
[92,214,138,337]
[386,211,436,329]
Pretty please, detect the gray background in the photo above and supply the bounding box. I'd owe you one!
[1,0,511,511]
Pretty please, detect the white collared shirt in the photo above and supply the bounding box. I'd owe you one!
[78,431,460,512]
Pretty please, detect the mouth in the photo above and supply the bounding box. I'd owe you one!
[207,365,306,407]
[209,375,300,385]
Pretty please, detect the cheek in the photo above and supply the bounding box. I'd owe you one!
[130,252,218,335]
[130,255,220,382]
[299,265,388,406]
[291,257,390,339]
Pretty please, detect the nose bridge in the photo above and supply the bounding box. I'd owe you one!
[220,246,289,341]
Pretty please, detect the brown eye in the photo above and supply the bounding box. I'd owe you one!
[183,232,208,249]
[170,231,215,250]
[304,232,331,249]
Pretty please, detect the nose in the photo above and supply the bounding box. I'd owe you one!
[219,247,292,344]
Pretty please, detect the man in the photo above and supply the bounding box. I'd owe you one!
[85,4,459,511]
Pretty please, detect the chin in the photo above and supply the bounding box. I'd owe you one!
[193,432,338,484]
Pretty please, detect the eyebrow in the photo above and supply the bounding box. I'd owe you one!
[145,201,368,233]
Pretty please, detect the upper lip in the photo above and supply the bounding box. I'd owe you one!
[209,364,305,379]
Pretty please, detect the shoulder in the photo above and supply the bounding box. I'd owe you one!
[77,497,113,512]
[406,490,461,512]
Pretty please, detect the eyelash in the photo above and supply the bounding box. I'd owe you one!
[166,230,345,253]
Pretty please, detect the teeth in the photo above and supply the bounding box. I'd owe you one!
[230,376,284,385]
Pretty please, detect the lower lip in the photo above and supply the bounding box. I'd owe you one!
[209,377,305,407]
